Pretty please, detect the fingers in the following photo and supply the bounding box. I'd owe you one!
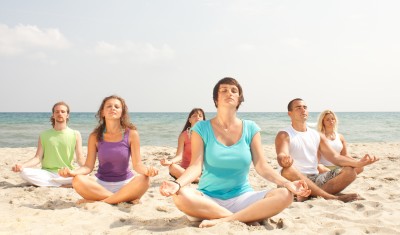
[12,164,22,172]
[159,181,174,197]
[146,166,159,177]
[361,154,379,165]
[58,167,71,177]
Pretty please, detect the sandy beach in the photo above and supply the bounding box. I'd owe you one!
[1,142,399,235]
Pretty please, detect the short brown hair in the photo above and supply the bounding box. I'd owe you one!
[212,77,244,110]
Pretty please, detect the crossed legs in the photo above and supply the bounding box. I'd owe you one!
[281,166,361,202]
[72,174,150,204]
[172,187,293,228]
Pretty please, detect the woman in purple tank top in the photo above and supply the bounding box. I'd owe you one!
[59,95,158,204]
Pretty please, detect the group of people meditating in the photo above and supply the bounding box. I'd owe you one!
[12,77,378,228]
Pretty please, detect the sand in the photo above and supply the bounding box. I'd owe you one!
[1,142,399,234]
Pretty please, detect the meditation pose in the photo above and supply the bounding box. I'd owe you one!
[59,95,158,204]
[11,101,85,187]
[316,109,363,174]
[275,98,378,202]
[160,108,205,183]
[160,78,310,228]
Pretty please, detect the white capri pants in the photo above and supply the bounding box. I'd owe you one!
[20,168,73,187]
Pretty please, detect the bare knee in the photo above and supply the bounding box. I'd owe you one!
[172,188,191,211]
[341,167,357,181]
[135,174,150,188]
[281,166,302,181]
[268,188,293,207]
[279,188,294,206]
[72,174,86,188]
[355,166,364,175]
[168,164,182,179]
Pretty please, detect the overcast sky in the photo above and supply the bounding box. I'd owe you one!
[1,0,399,112]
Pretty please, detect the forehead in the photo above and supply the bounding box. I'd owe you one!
[324,113,335,119]
[219,83,237,89]
[53,105,68,112]
[292,100,306,107]
[192,111,203,115]
[105,98,122,105]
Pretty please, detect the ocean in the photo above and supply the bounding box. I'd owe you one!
[0,112,399,148]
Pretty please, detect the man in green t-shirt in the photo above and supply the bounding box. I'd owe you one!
[11,101,85,187]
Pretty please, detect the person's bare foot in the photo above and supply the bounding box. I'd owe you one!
[246,221,261,226]
[130,199,141,204]
[199,218,224,228]
[295,195,309,202]
[336,193,364,202]
[76,198,95,204]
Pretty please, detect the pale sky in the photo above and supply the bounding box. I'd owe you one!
[1,0,399,112]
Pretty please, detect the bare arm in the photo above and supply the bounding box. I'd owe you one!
[339,134,349,157]
[317,149,330,173]
[74,131,85,166]
[252,132,291,186]
[58,133,97,177]
[275,131,293,168]
[160,132,184,166]
[12,137,43,172]
[319,133,378,167]
[159,131,203,197]
[253,132,311,197]
[130,129,158,176]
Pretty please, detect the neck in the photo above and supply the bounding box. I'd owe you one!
[216,110,237,132]
[325,129,334,135]
[53,123,67,131]
[105,121,123,133]
[291,123,307,132]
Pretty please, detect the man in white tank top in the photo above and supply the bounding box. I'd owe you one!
[275,98,379,202]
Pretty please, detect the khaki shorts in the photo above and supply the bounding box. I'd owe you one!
[306,167,342,187]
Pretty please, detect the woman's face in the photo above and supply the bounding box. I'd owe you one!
[102,98,123,120]
[217,84,240,108]
[189,111,204,126]
[323,113,336,130]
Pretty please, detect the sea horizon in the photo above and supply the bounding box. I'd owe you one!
[1,112,400,148]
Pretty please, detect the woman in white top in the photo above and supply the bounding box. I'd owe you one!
[316,110,363,174]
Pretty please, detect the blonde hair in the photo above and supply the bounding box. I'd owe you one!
[317,110,339,133]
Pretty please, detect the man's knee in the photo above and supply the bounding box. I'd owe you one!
[281,166,302,181]
[341,166,357,179]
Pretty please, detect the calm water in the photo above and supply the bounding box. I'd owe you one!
[0,112,399,148]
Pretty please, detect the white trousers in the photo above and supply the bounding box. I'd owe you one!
[20,168,73,187]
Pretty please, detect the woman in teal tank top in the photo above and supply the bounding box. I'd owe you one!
[160,77,311,228]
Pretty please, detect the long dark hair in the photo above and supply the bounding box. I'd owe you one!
[181,108,206,133]
[93,95,136,141]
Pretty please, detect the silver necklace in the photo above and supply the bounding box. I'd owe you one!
[217,118,229,132]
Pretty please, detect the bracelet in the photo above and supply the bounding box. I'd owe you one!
[169,180,181,191]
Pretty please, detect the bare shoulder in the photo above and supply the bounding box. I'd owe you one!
[276,130,289,139]
[178,131,186,140]
[88,132,98,142]
[129,128,140,139]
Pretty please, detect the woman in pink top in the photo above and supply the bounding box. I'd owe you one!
[160,108,205,183]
